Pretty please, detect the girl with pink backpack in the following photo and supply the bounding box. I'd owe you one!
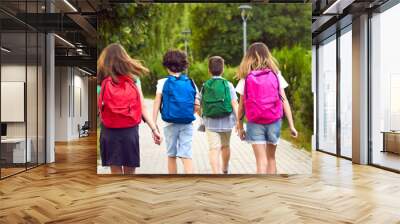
[235,42,298,174]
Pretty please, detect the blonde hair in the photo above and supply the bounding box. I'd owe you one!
[236,42,279,79]
[97,43,149,84]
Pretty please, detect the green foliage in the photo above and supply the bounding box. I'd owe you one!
[273,46,312,150]
[188,59,209,88]
[98,3,189,95]
[189,4,311,65]
[223,66,238,86]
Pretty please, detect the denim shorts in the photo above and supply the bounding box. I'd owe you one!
[164,123,193,159]
[245,119,282,145]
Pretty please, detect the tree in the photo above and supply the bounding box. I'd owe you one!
[189,4,311,65]
[98,3,187,94]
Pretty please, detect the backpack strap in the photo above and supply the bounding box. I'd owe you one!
[160,76,173,112]
[273,72,284,102]
[244,73,251,100]
[189,78,197,97]
[100,79,110,112]
[200,82,205,98]
[222,79,229,91]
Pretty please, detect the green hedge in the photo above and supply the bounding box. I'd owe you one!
[273,46,312,151]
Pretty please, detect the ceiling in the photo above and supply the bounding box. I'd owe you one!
[312,0,390,42]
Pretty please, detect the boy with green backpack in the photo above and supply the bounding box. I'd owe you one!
[200,56,239,174]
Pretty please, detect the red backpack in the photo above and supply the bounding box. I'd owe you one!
[98,75,142,128]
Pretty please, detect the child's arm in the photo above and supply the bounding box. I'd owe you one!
[194,99,201,114]
[236,94,246,140]
[138,88,161,144]
[280,89,298,138]
[231,98,239,122]
[153,93,162,124]
[197,101,202,117]
[194,82,201,114]
[229,84,239,122]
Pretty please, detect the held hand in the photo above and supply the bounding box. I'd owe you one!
[236,122,246,140]
[238,129,246,140]
[236,122,243,132]
[290,126,298,138]
[152,128,162,145]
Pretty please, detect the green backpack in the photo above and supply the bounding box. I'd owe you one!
[201,78,233,118]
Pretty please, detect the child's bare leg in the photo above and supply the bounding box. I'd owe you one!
[252,144,268,174]
[221,146,230,173]
[209,149,220,174]
[123,166,136,174]
[168,157,177,174]
[181,158,193,174]
[110,166,123,174]
[266,144,277,174]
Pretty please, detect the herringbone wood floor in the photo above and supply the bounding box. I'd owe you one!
[1,135,400,223]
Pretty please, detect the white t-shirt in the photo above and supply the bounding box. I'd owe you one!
[156,78,200,97]
[156,76,200,127]
[235,71,289,95]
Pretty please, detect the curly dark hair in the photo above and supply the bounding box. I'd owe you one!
[162,50,188,73]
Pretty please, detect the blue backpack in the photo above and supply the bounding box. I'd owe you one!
[161,74,197,124]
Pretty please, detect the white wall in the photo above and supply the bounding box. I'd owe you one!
[55,66,69,141]
[1,65,26,139]
[0,65,41,138]
[54,67,89,141]
[1,63,46,164]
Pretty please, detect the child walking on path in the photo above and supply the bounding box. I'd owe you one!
[200,56,238,174]
[152,50,200,174]
[98,43,161,175]
[235,42,298,174]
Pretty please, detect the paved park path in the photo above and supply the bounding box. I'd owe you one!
[98,99,311,174]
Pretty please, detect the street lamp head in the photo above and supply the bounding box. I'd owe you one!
[239,4,252,21]
[181,30,191,35]
[239,5,252,10]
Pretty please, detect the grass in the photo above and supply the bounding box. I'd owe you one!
[280,120,312,152]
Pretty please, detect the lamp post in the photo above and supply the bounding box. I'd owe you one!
[181,29,191,57]
[239,5,252,56]
[181,30,191,74]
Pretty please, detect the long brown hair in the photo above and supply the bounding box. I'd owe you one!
[97,43,149,84]
[236,42,279,79]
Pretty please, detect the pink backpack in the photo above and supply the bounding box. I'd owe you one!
[244,69,283,124]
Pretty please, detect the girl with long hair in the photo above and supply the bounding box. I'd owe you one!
[98,43,161,174]
[236,42,298,174]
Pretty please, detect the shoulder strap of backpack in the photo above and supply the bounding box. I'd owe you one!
[225,80,232,99]
[126,78,141,102]
[100,79,110,112]
[189,78,197,92]
[200,82,205,96]
[272,71,284,102]
[160,76,173,112]
[244,74,251,100]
